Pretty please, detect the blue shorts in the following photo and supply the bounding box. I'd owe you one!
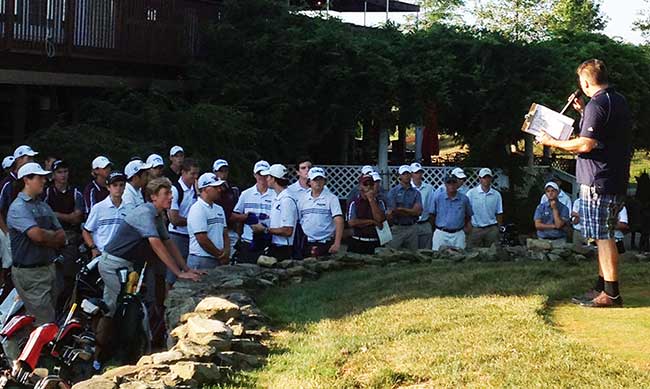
[579,185,624,240]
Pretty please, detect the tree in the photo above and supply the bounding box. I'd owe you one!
[472,0,555,42]
[417,0,466,28]
[547,0,607,35]
[634,0,650,42]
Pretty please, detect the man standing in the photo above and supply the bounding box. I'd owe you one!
[8,162,65,324]
[83,156,112,214]
[168,159,199,267]
[254,164,297,260]
[540,59,631,307]
[286,157,312,259]
[466,168,504,247]
[213,159,240,259]
[186,173,229,269]
[83,172,128,258]
[434,167,468,199]
[385,165,422,250]
[429,174,473,251]
[43,160,85,310]
[298,167,344,256]
[164,146,184,182]
[347,175,386,254]
[410,162,434,249]
[122,159,152,211]
[534,182,570,241]
[231,160,275,263]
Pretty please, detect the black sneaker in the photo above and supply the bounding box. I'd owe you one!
[570,289,600,304]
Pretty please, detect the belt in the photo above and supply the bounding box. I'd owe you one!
[307,238,332,244]
[352,236,379,242]
[393,222,416,226]
[13,262,49,269]
[475,223,498,229]
[436,226,463,233]
[417,220,430,224]
[169,231,189,237]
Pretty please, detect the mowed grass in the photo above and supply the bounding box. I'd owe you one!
[216,262,650,388]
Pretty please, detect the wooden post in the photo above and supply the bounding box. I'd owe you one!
[378,127,389,190]
[5,0,15,50]
[12,86,27,143]
[64,0,76,56]
[525,133,534,167]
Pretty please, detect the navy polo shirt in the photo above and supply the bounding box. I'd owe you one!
[576,87,632,195]
[386,184,422,225]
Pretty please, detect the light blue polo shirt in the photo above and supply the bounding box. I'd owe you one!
[298,189,342,242]
[429,191,473,230]
[287,181,310,202]
[233,185,275,242]
[534,201,570,239]
[412,181,434,222]
[122,182,144,212]
[187,198,227,257]
[169,178,197,235]
[466,185,503,228]
[83,196,127,252]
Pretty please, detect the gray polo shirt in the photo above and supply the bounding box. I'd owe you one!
[7,192,62,267]
[386,184,422,225]
[103,203,169,266]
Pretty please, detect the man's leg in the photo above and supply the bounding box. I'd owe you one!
[405,225,418,251]
[387,226,405,249]
[597,238,619,294]
[417,223,433,250]
[431,229,444,251]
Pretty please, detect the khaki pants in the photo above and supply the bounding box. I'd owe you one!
[98,253,134,317]
[387,224,418,250]
[415,222,433,250]
[469,225,499,248]
[12,264,57,325]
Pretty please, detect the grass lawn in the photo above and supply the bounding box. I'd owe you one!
[214,261,650,388]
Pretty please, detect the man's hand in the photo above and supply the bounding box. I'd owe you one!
[177,271,201,281]
[365,189,376,201]
[549,199,557,210]
[189,268,207,275]
[537,132,555,147]
[218,249,230,264]
[250,223,265,233]
[328,242,340,254]
[91,248,101,258]
[385,209,393,221]
[572,97,585,114]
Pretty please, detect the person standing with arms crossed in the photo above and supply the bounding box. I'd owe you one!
[539,59,632,307]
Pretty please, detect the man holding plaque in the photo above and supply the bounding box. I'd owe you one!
[539,59,632,308]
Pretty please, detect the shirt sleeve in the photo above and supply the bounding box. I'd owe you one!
[559,203,570,221]
[84,205,99,232]
[385,188,396,210]
[280,197,298,228]
[533,204,543,221]
[580,100,608,140]
[330,195,343,218]
[464,196,473,217]
[0,182,12,212]
[170,185,180,211]
[347,200,357,220]
[413,190,422,209]
[188,204,208,234]
[74,189,85,213]
[619,206,628,224]
[7,203,37,233]
[233,190,245,214]
[496,192,504,214]
[125,206,160,238]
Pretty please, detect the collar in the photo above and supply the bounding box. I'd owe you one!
[309,190,325,200]
[253,185,271,196]
[10,172,17,180]
[445,192,460,201]
[177,177,192,192]
[591,87,610,99]
[18,192,37,202]
[476,185,494,195]
[198,197,213,208]
[108,197,123,209]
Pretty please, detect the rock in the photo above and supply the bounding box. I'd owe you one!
[464,251,481,262]
[245,329,271,340]
[635,253,650,262]
[118,382,159,389]
[504,245,527,258]
[136,355,154,366]
[217,351,265,370]
[529,251,548,261]
[290,276,303,284]
[172,339,219,359]
[526,238,552,251]
[547,253,561,262]
[286,265,305,277]
[226,318,246,337]
[550,249,570,258]
[101,365,142,380]
[220,292,253,307]
[71,376,118,389]
[169,361,223,383]
[166,298,199,331]
[257,255,278,268]
[550,240,573,250]
[170,324,189,340]
[151,350,185,365]
[302,257,319,265]
[220,278,245,289]
[316,260,336,271]
[231,339,269,355]
[574,254,587,261]
[186,317,233,346]
[572,244,593,256]
[362,257,384,266]
[417,249,435,257]
[194,297,241,322]
[277,259,297,269]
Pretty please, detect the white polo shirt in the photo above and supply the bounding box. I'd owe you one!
[233,185,275,241]
[83,196,127,252]
[169,178,197,235]
[412,181,434,222]
[187,198,227,258]
[287,181,310,202]
[270,189,298,246]
[466,185,503,227]
[122,182,145,213]
[298,189,342,242]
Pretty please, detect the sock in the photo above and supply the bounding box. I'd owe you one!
[594,276,605,292]
[604,281,619,298]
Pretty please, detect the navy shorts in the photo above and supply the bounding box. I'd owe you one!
[579,185,624,240]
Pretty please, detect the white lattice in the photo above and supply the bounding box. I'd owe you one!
[289,165,509,199]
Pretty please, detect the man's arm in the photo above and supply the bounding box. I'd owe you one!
[163,238,190,272]
[81,229,101,258]
[54,209,84,225]
[149,237,198,280]
[195,232,224,258]
[0,215,8,234]
[168,209,188,227]
[539,135,598,154]
[328,215,344,254]
[26,227,66,248]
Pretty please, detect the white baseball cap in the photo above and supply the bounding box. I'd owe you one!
[478,168,493,178]
[253,160,270,174]
[169,145,184,157]
[13,145,38,159]
[17,162,50,179]
[2,156,15,170]
[361,165,374,175]
[146,154,164,168]
[398,165,412,175]
[370,172,381,182]
[410,162,423,173]
[544,181,560,192]
[125,160,153,179]
[308,167,326,180]
[451,167,467,179]
[197,173,226,189]
[213,159,229,172]
[92,156,112,169]
[261,164,289,179]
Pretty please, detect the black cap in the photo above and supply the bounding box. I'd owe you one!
[51,160,68,171]
[444,174,459,183]
[107,171,127,184]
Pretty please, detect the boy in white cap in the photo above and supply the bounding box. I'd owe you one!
[346,165,376,207]
[386,165,422,250]
[466,168,504,247]
[213,159,241,259]
[186,173,229,269]
[146,154,165,179]
[286,157,312,259]
[410,162,434,249]
[253,164,297,260]
[231,160,275,263]
[165,146,184,182]
[83,156,112,213]
[122,159,153,211]
[298,167,344,256]
[7,162,65,324]
[433,167,468,200]
[1,145,37,218]
[534,182,570,241]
